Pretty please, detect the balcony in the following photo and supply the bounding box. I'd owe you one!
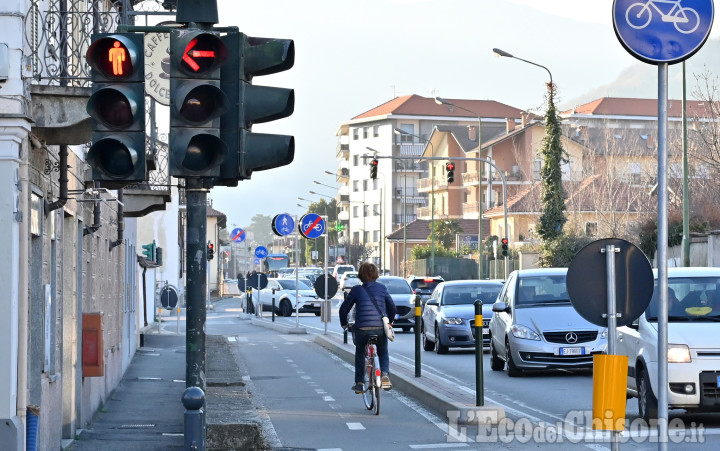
[393,142,426,157]
[395,162,424,172]
[394,188,421,198]
[417,176,445,193]
[336,142,349,159]
[394,214,417,224]
[417,206,441,219]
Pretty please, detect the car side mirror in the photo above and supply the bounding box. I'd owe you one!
[426,299,438,306]
[492,301,509,313]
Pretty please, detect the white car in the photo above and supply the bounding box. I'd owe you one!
[617,267,720,421]
[339,272,361,291]
[245,278,321,317]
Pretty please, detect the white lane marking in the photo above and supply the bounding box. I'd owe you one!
[584,444,609,451]
[234,336,248,342]
[392,390,471,442]
[301,375,312,380]
[138,377,161,380]
[286,359,294,363]
[162,433,184,437]
[410,444,469,449]
[227,336,236,342]
[317,449,343,451]
[315,389,327,394]
[323,396,335,402]
[346,422,365,430]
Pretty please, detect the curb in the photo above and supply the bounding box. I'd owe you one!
[246,315,307,334]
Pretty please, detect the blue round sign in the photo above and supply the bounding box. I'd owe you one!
[272,214,295,237]
[255,246,268,259]
[299,213,325,240]
[230,227,246,243]
[613,0,714,64]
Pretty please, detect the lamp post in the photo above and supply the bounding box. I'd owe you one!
[394,128,436,275]
[493,48,553,86]
[434,97,485,279]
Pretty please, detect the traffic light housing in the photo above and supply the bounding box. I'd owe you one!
[501,237,509,257]
[141,241,156,261]
[445,161,455,184]
[207,242,215,260]
[216,29,295,185]
[369,158,378,179]
[86,33,146,185]
[169,28,229,178]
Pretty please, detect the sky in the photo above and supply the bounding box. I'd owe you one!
[205,0,720,232]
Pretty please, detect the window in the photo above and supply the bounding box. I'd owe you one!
[353,206,359,217]
[363,231,369,242]
[363,180,368,190]
[373,179,378,190]
[353,180,359,192]
[585,222,598,237]
[352,128,359,140]
[353,155,359,166]
[353,232,360,243]
[373,126,379,137]
[533,159,542,180]
[373,230,379,242]
[373,204,380,216]
[363,205,369,217]
[628,162,642,184]
[561,160,573,180]
[363,127,369,139]
[397,124,415,143]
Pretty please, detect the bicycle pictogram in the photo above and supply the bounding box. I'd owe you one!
[625,0,700,34]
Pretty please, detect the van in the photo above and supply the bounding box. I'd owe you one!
[332,265,355,281]
[617,267,720,421]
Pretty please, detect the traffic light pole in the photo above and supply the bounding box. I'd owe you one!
[367,154,511,279]
[185,178,208,390]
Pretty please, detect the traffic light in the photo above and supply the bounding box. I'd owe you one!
[369,158,378,179]
[207,242,215,260]
[501,237,509,257]
[169,28,229,177]
[445,161,455,184]
[216,29,295,185]
[141,241,156,261]
[86,33,146,185]
[335,223,345,232]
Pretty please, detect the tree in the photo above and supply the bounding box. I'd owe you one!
[246,214,274,247]
[536,83,568,242]
[432,219,463,249]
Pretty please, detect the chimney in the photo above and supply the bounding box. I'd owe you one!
[506,118,515,133]
[467,125,478,142]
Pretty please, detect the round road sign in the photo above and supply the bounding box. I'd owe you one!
[272,214,295,236]
[160,285,178,309]
[255,246,268,259]
[299,213,325,239]
[567,238,654,327]
[247,273,269,290]
[613,0,714,64]
[230,227,246,243]
[314,274,338,299]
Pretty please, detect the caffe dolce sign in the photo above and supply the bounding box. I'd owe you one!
[144,32,170,106]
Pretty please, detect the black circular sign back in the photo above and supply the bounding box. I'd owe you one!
[247,273,269,290]
[567,238,654,327]
[314,275,338,299]
[160,286,178,309]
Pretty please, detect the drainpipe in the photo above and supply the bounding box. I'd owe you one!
[109,189,123,250]
[44,145,68,215]
[17,143,29,447]
[83,182,102,236]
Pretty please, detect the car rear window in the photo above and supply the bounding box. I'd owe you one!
[442,285,502,305]
[409,278,443,293]
[378,278,413,294]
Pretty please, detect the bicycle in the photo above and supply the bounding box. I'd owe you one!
[625,0,700,34]
[362,334,382,415]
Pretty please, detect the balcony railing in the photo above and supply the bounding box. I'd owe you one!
[393,142,426,157]
[336,142,349,159]
[394,188,421,198]
[394,214,417,224]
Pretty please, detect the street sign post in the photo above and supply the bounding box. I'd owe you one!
[299,213,325,240]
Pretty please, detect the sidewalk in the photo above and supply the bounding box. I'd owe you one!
[66,332,186,450]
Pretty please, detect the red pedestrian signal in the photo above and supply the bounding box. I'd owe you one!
[445,161,455,184]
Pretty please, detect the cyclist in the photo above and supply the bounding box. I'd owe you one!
[340,262,397,393]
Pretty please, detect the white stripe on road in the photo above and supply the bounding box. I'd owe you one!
[409,444,469,449]
[323,396,335,402]
[346,422,365,430]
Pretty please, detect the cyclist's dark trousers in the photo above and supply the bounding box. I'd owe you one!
[353,327,389,383]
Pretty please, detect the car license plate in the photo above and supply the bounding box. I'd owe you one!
[560,347,585,356]
[483,327,489,335]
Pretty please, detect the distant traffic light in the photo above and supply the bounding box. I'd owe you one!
[501,237,509,257]
[217,30,295,185]
[169,28,229,177]
[207,242,215,260]
[445,161,455,184]
[86,33,146,185]
[369,158,378,179]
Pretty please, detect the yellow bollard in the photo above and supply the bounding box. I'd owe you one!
[592,354,628,431]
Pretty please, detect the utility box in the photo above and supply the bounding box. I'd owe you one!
[82,313,104,377]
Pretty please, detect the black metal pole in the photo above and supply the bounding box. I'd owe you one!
[475,300,484,406]
[272,288,276,322]
[185,179,208,390]
[414,294,421,377]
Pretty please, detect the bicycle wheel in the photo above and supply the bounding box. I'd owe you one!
[372,354,381,415]
[362,356,374,410]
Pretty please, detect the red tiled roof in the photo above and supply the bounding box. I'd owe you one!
[562,97,707,118]
[353,94,524,120]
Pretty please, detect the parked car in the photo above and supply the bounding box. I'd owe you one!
[333,264,355,281]
[617,267,720,421]
[246,278,321,316]
[407,275,444,305]
[376,276,416,332]
[339,272,361,291]
[421,280,504,353]
[489,268,608,377]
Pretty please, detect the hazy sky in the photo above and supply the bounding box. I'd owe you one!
[206,0,719,232]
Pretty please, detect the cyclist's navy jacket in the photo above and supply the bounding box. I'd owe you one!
[340,281,397,329]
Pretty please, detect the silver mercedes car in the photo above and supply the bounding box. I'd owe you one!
[489,268,608,377]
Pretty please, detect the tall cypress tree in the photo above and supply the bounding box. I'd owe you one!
[536,83,568,241]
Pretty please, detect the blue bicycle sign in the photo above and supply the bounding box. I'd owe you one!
[299,213,325,240]
[613,0,713,64]
[255,246,268,259]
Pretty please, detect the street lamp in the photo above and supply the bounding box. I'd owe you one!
[394,127,436,275]
[492,48,553,86]
[434,97,486,279]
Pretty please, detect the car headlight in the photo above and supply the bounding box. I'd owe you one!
[600,328,608,339]
[442,317,464,325]
[511,324,540,340]
[668,344,691,363]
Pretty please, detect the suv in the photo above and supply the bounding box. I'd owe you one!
[333,264,355,281]
[407,276,444,305]
[617,267,720,421]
